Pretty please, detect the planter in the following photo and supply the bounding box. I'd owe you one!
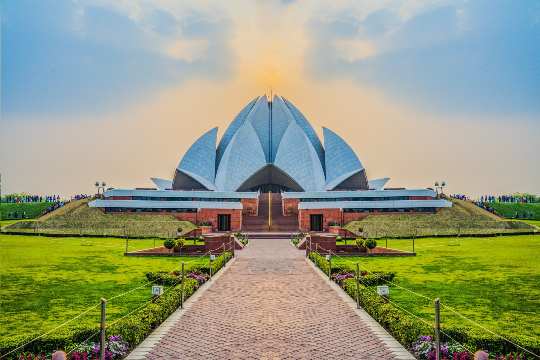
[200,225,212,234]
[328,225,341,234]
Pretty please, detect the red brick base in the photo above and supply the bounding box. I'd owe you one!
[298,209,342,232]
[197,209,242,232]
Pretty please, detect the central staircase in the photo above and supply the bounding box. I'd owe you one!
[242,193,299,237]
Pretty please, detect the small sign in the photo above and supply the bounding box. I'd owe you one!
[325,254,331,261]
[152,285,163,296]
[377,285,389,296]
[210,254,216,261]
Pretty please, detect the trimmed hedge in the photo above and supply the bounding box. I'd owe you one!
[109,279,199,345]
[309,252,540,356]
[145,251,233,286]
[342,278,429,345]
[0,252,233,359]
[308,252,395,286]
[0,328,99,360]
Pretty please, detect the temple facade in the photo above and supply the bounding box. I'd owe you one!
[89,94,451,232]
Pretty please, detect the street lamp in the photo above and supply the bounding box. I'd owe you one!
[434,181,446,197]
[95,181,107,197]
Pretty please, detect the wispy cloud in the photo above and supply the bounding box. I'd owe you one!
[1,0,232,117]
[307,0,540,116]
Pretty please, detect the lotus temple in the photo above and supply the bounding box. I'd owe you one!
[90,94,451,232]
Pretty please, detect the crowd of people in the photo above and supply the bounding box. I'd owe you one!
[478,194,538,203]
[1,193,90,204]
[450,194,469,200]
[71,194,89,201]
[1,193,91,220]
[1,194,62,203]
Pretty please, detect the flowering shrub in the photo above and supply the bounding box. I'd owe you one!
[70,335,129,360]
[412,335,434,359]
[187,271,210,285]
[331,272,354,285]
[411,335,471,360]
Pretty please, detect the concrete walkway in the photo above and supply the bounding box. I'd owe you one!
[128,239,414,360]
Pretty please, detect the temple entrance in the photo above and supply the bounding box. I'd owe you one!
[309,214,323,232]
[218,214,231,232]
[241,192,299,233]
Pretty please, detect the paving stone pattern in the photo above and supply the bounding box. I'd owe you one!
[139,239,412,359]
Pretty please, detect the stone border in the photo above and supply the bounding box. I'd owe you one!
[305,258,415,360]
[126,256,237,360]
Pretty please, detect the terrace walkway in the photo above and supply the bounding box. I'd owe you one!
[128,238,413,360]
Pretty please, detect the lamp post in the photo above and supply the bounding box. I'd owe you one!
[95,181,107,197]
[434,181,446,198]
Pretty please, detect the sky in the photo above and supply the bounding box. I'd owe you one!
[1,0,539,198]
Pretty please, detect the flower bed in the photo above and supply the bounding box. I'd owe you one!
[308,252,539,358]
[0,252,233,359]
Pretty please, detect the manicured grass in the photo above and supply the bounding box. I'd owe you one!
[0,202,53,219]
[0,219,35,228]
[520,219,540,228]
[0,234,209,343]
[488,202,540,220]
[345,199,537,238]
[4,201,197,238]
[332,235,540,343]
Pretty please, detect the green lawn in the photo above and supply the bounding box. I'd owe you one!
[0,219,35,228]
[516,219,540,228]
[488,202,540,220]
[0,234,209,342]
[332,235,540,343]
[0,202,53,219]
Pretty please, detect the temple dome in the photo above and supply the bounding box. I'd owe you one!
[172,94,368,192]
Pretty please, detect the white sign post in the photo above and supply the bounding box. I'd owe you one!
[152,285,164,296]
[376,285,389,297]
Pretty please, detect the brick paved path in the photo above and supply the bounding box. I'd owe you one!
[131,239,413,359]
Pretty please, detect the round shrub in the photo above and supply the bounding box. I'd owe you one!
[163,238,177,250]
[173,238,185,252]
[363,238,377,250]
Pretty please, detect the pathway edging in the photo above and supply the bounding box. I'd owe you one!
[126,256,237,360]
[305,258,415,360]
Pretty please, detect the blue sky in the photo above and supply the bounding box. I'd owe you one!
[1,0,232,116]
[1,0,539,196]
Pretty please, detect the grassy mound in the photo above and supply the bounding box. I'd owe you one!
[0,202,54,219]
[4,199,197,238]
[344,198,537,238]
[488,202,540,220]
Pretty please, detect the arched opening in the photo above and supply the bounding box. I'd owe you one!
[236,165,304,192]
[172,169,209,191]
[331,169,369,191]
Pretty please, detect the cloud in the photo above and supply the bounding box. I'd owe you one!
[307,0,540,117]
[1,0,232,118]
[334,39,377,61]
